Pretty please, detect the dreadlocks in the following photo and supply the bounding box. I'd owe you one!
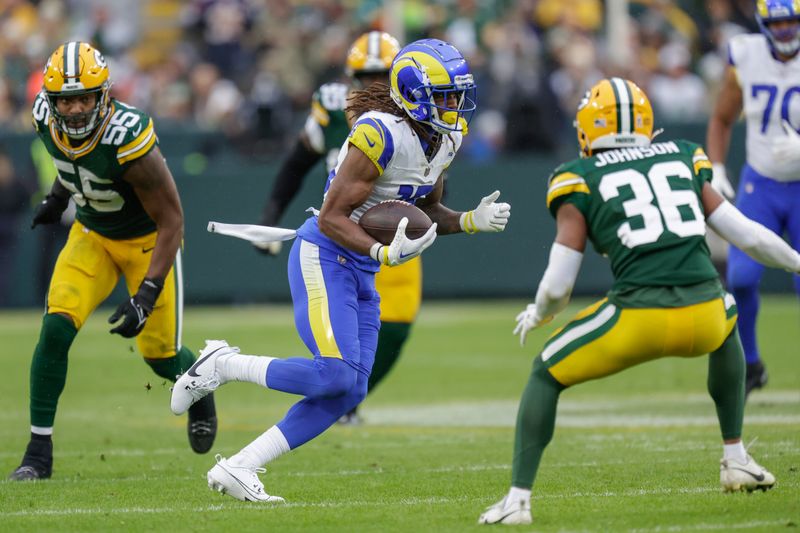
[346,83,435,144]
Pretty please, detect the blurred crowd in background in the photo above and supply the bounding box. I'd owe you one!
[0,0,759,156]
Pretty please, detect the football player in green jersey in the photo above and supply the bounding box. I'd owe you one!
[254,32,417,425]
[479,78,800,525]
[9,42,217,481]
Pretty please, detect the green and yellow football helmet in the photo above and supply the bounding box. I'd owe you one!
[42,41,111,139]
[574,77,654,158]
[346,31,401,77]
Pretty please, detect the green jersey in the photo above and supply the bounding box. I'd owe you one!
[546,140,722,308]
[304,82,352,173]
[32,92,159,239]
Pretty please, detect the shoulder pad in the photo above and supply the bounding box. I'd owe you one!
[101,102,157,165]
[348,116,395,173]
[31,91,50,132]
[546,159,589,212]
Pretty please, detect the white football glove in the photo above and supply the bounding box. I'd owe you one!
[772,119,800,166]
[513,303,553,347]
[370,217,438,266]
[460,190,511,234]
[711,163,735,200]
[253,240,283,256]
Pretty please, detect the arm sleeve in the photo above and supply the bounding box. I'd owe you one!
[260,137,323,226]
[707,201,800,272]
[534,242,584,321]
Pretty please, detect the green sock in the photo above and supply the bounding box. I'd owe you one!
[144,346,196,383]
[30,314,78,428]
[511,360,565,489]
[707,328,745,440]
[368,321,412,394]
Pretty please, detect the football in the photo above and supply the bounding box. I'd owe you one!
[358,200,433,245]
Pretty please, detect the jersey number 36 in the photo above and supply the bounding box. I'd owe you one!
[599,161,705,248]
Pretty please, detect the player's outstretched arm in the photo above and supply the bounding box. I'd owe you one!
[705,67,742,200]
[108,146,182,338]
[255,135,323,256]
[514,203,586,346]
[415,173,461,234]
[417,175,511,235]
[702,183,800,272]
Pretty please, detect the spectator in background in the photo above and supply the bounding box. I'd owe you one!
[181,0,254,81]
[548,32,604,120]
[698,0,750,93]
[189,62,244,133]
[0,147,32,306]
[648,40,707,122]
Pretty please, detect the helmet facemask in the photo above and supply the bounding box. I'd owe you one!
[757,0,800,57]
[427,77,476,134]
[46,84,109,139]
[390,54,476,135]
[763,18,800,55]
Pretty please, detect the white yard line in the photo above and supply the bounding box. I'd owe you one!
[2,487,791,520]
[629,520,792,532]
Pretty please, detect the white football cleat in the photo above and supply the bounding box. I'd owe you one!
[720,454,776,492]
[478,495,532,525]
[171,340,238,415]
[207,454,285,503]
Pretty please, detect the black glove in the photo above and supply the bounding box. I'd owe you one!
[31,192,69,228]
[108,278,163,338]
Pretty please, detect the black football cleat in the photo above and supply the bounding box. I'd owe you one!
[9,438,53,480]
[745,361,768,398]
[336,408,363,426]
[188,393,217,454]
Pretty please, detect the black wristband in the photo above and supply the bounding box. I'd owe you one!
[137,277,164,314]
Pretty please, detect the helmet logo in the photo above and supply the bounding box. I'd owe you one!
[94,49,107,68]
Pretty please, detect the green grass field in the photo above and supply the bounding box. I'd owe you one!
[1,298,798,532]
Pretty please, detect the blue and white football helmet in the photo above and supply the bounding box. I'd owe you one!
[389,38,476,135]
[757,0,800,56]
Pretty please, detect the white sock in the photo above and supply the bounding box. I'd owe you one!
[218,352,275,387]
[31,426,53,436]
[229,426,290,469]
[723,441,747,462]
[507,486,531,507]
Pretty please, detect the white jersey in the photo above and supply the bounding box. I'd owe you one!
[730,33,800,181]
[329,110,462,221]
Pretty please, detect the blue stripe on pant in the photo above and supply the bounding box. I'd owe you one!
[268,238,380,449]
[726,164,800,363]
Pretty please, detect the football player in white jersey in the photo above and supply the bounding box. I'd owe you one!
[170,39,511,503]
[707,0,800,396]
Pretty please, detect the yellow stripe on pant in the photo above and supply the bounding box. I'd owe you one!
[298,240,342,358]
[542,297,738,387]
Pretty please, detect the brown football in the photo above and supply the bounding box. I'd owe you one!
[359,200,433,245]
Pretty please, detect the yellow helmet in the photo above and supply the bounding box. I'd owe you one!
[346,31,401,77]
[42,41,111,139]
[574,77,654,158]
